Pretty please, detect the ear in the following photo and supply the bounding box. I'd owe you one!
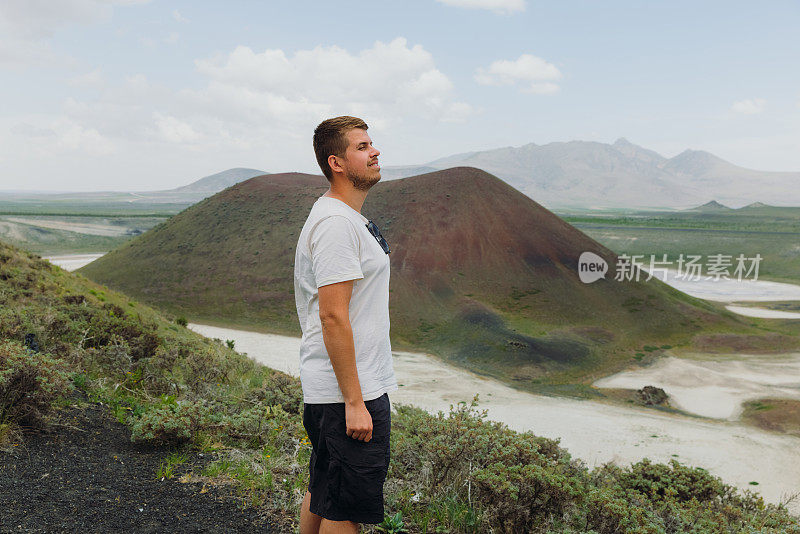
[328,153,343,174]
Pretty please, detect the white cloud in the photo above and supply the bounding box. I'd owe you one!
[475,54,562,94]
[172,9,188,23]
[436,0,525,14]
[56,120,115,155]
[194,37,472,123]
[731,98,766,115]
[0,0,150,65]
[10,115,114,156]
[2,37,472,189]
[152,113,201,144]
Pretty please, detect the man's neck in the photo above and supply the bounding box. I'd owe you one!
[323,181,368,213]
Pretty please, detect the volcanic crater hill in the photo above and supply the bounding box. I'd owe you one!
[78,167,757,385]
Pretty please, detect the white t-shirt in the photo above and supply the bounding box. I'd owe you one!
[293,195,398,404]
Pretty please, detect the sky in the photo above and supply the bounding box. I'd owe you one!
[1,0,799,192]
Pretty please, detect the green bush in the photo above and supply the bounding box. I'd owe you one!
[390,397,585,531]
[223,402,299,450]
[472,461,585,531]
[245,370,304,415]
[130,398,211,444]
[84,303,160,361]
[583,487,663,534]
[617,459,732,504]
[389,398,800,533]
[0,338,72,429]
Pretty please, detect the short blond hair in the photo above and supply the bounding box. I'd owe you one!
[313,116,369,181]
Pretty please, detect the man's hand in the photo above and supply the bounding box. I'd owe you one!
[345,401,373,442]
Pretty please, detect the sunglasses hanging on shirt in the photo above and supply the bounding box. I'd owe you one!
[366,220,391,254]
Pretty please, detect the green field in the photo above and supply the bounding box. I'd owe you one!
[556,206,800,285]
[0,197,190,216]
[0,213,171,255]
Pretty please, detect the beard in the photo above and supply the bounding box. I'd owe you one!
[346,168,381,191]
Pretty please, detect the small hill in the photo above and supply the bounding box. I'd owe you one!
[734,202,800,218]
[740,202,770,210]
[159,168,267,194]
[76,167,768,387]
[686,200,734,212]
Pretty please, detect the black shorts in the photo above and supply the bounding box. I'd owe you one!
[302,393,391,524]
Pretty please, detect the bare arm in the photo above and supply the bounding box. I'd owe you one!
[318,279,373,442]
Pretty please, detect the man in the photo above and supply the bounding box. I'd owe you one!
[293,116,397,534]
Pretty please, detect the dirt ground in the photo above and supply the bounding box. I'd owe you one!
[741,398,800,437]
[0,390,279,533]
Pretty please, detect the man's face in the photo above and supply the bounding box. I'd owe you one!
[336,128,381,191]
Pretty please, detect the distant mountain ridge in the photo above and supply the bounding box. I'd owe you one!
[386,139,800,209]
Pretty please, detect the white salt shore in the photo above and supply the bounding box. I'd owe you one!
[594,354,800,419]
[188,323,800,514]
[725,305,800,319]
[648,268,800,303]
[42,253,105,271]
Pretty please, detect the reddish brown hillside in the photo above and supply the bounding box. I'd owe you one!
[365,168,698,329]
[368,166,615,285]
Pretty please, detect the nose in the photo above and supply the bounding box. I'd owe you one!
[371,145,380,158]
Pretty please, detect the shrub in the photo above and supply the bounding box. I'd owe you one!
[179,345,229,393]
[472,461,584,531]
[391,397,585,531]
[584,487,663,534]
[0,338,72,429]
[83,303,160,361]
[616,458,731,504]
[130,398,212,445]
[224,402,298,450]
[245,370,304,415]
